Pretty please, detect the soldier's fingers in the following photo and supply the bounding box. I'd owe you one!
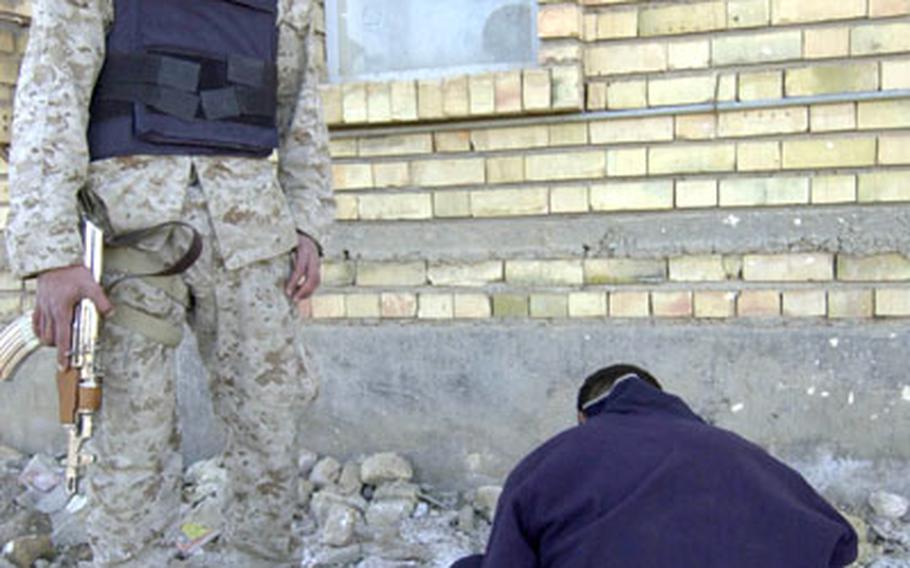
[84,283,114,316]
[32,307,42,338]
[293,257,321,302]
[38,310,55,346]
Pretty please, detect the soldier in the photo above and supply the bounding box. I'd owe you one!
[7,0,334,566]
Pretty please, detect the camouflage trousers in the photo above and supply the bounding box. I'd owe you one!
[85,184,318,567]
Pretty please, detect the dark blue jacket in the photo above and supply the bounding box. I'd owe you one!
[479,378,857,568]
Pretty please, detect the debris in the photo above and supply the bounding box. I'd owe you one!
[298,450,319,478]
[361,453,413,485]
[320,505,357,547]
[337,461,362,496]
[2,534,54,568]
[870,491,909,520]
[175,522,221,557]
[310,457,342,488]
[473,486,503,523]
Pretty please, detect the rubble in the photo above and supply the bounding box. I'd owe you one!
[870,492,910,521]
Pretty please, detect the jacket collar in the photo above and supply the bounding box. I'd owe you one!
[583,377,703,423]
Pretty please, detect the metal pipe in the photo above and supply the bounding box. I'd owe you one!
[330,88,910,139]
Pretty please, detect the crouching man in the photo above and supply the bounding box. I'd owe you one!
[454,364,857,568]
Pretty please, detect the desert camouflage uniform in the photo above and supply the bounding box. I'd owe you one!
[6,0,334,565]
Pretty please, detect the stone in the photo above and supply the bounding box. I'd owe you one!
[184,459,226,503]
[309,491,368,526]
[307,544,363,567]
[336,462,362,497]
[361,453,413,486]
[457,505,476,533]
[474,486,503,522]
[0,447,22,465]
[297,450,319,477]
[365,482,420,536]
[310,457,342,488]
[2,534,54,568]
[18,455,62,494]
[298,479,315,509]
[869,491,909,519]
[320,505,357,547]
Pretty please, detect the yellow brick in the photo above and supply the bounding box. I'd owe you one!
[607,148,647,177]
[828,290,873,318]
[381,293,418,319]
[412,158,485,187]
[495,71,523,113]
[786,63,879,97]
[772,0,865,24]
[523,69,552,111]
[858,172,910,202]
[471,188,550,217]
[334,195,359,221]
[506,260,584,286]
[530,294,569,318]
[550,185,590,213]
[367,83,391,123]
[737,291,781,317]
[568,292,608,318]
[869,0,910,16]
[345,294,381,318]
[433,191,471,218]
[743,254,833,282]
[595,8,638,39]
[322,262,356,287]
[526,151,606,181]
[418,294,455,320]
[880,135,910,164]
[851,23,910,56]
[668,40,711,70]
[675,180,718,208]
[329,138,357,158]
[585,258,666,284]
[649,144,736,175]
[549,123,588,146]
[606,80,648,109]
[810,104,856,132]
[639,1,726,36]
[739,71,783,101]
[358,194,433,221]
[540,40,584,66]
[443,76,469,117]
[883,60,910,90]
[434,131,471,153]
[804,28,850,59]
[875,289,910,317]
[332,163,373,190]
[587,82,608,110]
[838,254,910,281]
[648,76,717,106]
[454,294,492,319]
[469,75,495,116]
[670,255,727,281]
[718,108,807,138]
[609,292,650,318]
[428,262,503,287]
[694,291,737,318]
[584,13,598,40]
[728,0,770,28]
[552,65,584,110]
[782,138,876,169]
[493,294,529,318]
[359,134,433,157]
[782,290,827,317]
[342,83,367,123]
[675,114,717,141]
[390,80,418,122]
[311,295,346,319]
[586,43,667,76]
[858,100,910,129]
[717,73,738,102]
[319,85,343,124]
[590,181,674,211]
[418,79,444,120]
[591,116,674,145]
[486,156,526,184]
[472,126,549,151]
[357,262,426,287]
[811,175,856,204]
[720,177,808,206]
[538,3,583,38]
[651,291,693,318]
[372,163,410,189]
[737,141,781,172]
[713,31,802,65]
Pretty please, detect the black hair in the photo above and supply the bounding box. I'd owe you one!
[576,364,663,412]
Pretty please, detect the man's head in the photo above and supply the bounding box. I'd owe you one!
[576,364,662,423]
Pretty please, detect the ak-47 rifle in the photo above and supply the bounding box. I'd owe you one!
[0,217,105,495]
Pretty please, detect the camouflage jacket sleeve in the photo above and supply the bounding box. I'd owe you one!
[6,0,111,278]
[277,0,335,247]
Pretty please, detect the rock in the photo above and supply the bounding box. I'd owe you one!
[868,556,910,568]
[366,482,420,534]
[18,456,63,494]
[298,450,319,477]
[184,459,227,504]
[473,486,503,522]
[310,491,368,525]
[298,479,316,509]
[337,462,362,496]
[2,534,55,568]
[0,447,23,465]
[373,482,419,503]
[0,509,51,551]
[363,541,430,563]
[307,544,363,567]
[360,453,413,486]
[457,505,475,533]
[310,457,342,488]
[321,505,358,547]
[869,491,909,520]
[413,502,429,518]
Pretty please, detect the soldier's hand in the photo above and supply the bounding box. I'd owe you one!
[34,265,114,368]
[286,234,322,302]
